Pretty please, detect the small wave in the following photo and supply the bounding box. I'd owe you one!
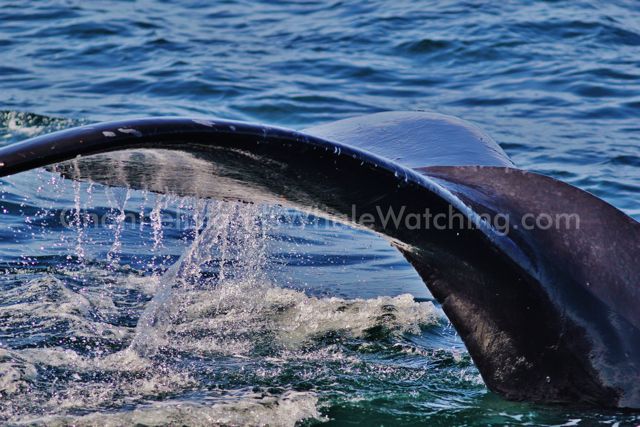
[395,38,452,54]
[0,349,37,397]
[0,345,196,420]
[0,275,132,348]
[606,155,640,168]
[0,111,74,143]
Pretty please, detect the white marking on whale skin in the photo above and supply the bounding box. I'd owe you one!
[192,119,216,127]
[0,162,4,167]
[102,131,117,137]
[118,128,143,137]
[229,125,237,131]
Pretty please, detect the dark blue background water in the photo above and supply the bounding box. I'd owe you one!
[1,1,640,425]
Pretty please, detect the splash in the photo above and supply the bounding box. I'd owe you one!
[0,177,446,425]
[130,200,271,356]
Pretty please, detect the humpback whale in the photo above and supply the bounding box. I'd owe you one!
[0,111,638,408]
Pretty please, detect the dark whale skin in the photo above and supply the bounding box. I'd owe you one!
[0,112,638,408]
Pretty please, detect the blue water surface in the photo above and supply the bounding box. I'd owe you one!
[1,1,640,425]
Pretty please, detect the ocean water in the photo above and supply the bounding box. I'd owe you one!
[1,0,640,425]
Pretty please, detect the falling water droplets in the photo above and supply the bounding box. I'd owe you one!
[149,194,165,269]
[72,179,86,262]
[130,200,272,356]
[107,188,131,267]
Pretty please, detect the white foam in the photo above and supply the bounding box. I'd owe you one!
[0,275,131,342]
[3,111,46,137]
[0,349,37,396]
[0,111,72,139]
[165,280,440,356]
[15,391,321,427]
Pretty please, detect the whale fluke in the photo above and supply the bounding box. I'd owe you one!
[1,112,639,408]
[304,110,514,168]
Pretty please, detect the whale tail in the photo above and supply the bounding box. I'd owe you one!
[1,112,638,408]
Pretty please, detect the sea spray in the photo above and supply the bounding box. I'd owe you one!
[71,161,86,262]
[106,187,130,266]
[148,193,166,271]
[130,201,270,356]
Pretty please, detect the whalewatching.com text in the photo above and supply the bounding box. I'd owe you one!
[59,203,580,236]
